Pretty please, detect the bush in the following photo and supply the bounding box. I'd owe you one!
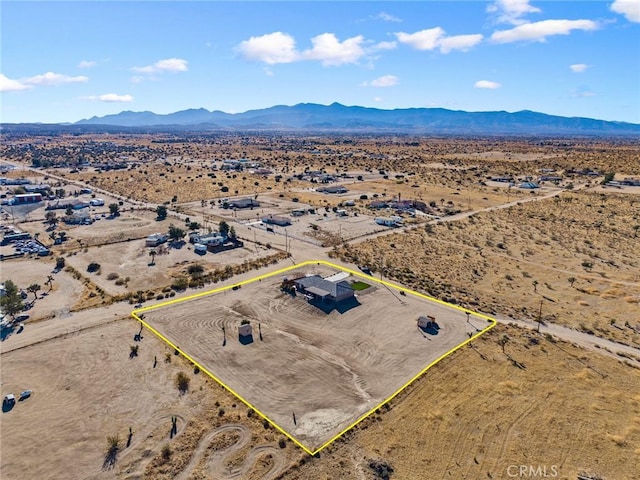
[161,445,172,461]
[56,257,65,269]
[187,264,204,276]
[87,262,101,273]
[106,272,119,281]
[171,276,189,291]
[175,372,190,394]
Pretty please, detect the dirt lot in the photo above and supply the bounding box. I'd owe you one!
[280,324,640,480]
[63,237,274,296]
[0,256,84,322]
[0,317,299,480]
[332,190,640,346]
[141,263,486,451]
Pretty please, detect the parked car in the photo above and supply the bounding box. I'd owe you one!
[19,390,32,401]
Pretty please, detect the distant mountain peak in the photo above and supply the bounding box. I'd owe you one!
[70,103,639,135]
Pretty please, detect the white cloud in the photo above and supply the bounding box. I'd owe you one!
[302,33,366,66]
[475,80,502,89]
[236,32,299,64]
[373,41,398,51]
[263,67,274,77]
[0,74,32,92]
[130,76,145,84]
[363,75,399,88]
[132,58,188,74]
[78,60,97,69]
[570,86,596,97]
[373,97,383,102]
[395,28,483,53]
[570,63,589,73]
[375,12,402,23]
[22,72,89,86]
[82,93,134,102]
[395,28,445,50]
[438,34,484,53]
[610,0,640,22]
[491,19,598,43]
[487,0,541,25]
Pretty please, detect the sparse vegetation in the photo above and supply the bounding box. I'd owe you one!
[175,371,190,394]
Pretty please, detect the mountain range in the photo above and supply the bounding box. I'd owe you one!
[6,103,640,135]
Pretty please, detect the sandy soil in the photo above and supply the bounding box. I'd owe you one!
[141,265,482,451]
[332,190,640,346]
[280,324,640,480]
[64,237,272,295]
[0,316,298,480]
[0,256,84,322]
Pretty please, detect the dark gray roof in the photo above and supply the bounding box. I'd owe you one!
[295,275,353,298]
[229,198,260,208]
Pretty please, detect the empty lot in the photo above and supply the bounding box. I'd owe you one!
[141,263,490,451]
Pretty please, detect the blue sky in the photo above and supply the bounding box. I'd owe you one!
[1,1,639,123]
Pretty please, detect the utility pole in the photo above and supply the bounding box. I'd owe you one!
[537,298,544,333]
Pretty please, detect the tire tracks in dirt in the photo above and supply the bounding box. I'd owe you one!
[174,423,285,480]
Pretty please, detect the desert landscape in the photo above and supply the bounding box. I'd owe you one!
[2,132,639,480]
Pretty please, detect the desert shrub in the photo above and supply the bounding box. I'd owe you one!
[175,372,190,394]
[87,262,101,273]
[161,445,172,461]
[106,272,119,281]
[55,257,65,269]
[171,276,188,291]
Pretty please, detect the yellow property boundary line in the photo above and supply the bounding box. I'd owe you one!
[131,260,496,455]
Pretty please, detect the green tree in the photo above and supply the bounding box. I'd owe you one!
[0,280,24,320]
[26,283,41,302]
[108,203,120,216]
[219,221,230,237]
[156,205,168,221]
[148,250,157,265]
[168,224,186,243]
[45,210,58,227]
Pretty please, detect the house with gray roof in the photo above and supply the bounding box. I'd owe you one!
[294,275,354,304]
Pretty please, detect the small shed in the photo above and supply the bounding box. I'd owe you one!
[418,315,436,329]
[194,243,207,254]
[238,322,253,337]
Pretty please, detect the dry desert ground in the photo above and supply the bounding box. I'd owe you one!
[140,263,486,451]
[1,133,640,480]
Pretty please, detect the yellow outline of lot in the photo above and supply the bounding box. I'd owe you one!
[131,260,496,455]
